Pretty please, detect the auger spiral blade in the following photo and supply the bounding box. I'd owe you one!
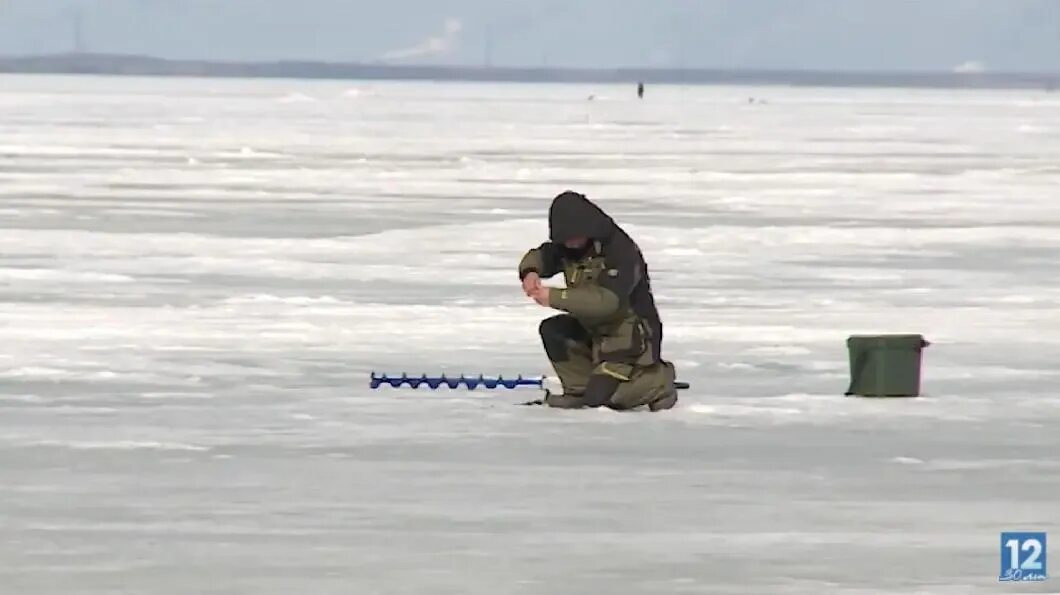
[369,372,545,390]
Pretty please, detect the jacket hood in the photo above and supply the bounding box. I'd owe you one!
[548,191,616,243]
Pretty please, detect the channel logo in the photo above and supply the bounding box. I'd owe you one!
[999,532,1047,582]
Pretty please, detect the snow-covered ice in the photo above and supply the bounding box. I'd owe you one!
[1,75,1058,594]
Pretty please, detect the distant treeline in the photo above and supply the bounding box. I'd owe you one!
[1,53,1058,90]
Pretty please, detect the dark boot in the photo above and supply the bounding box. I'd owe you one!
[648,391,678,411]
[543,390,589,409]
[607,360,678,411]
[647,361,679,411]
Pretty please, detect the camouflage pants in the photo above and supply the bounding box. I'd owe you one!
[538,314,677,411]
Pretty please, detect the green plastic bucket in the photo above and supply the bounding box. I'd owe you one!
[845,334,930,397]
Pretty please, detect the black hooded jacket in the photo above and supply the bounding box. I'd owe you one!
[520,191,663,361]
[547,190,616,246]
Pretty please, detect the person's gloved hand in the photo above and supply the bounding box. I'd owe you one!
[529,285,551,307]
[521,272,541,296]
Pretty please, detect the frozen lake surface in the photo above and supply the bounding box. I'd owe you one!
[1,75,1058,594]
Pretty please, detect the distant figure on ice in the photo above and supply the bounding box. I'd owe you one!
[637,82,644,99]
[518,191,677,411]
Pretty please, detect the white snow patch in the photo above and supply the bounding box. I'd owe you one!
[0,268,135,283]
[18,440,211,452]
[221,294,343,306]
[890,456,925,465]
[277,93,317,103]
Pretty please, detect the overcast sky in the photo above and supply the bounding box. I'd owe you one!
[1,0,1057,72]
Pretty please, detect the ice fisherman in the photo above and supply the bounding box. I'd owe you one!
[518,191,678,411]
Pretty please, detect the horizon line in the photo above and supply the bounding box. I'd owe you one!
[2,52,1058,90]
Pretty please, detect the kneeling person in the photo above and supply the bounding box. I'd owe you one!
[519,191,677,411]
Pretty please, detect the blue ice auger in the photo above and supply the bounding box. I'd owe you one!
[369,372,691,392]
[369,372,545,390]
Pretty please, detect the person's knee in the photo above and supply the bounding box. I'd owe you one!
[538,314,568,338]
[539,315,586,362]
[539,314,586,338]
